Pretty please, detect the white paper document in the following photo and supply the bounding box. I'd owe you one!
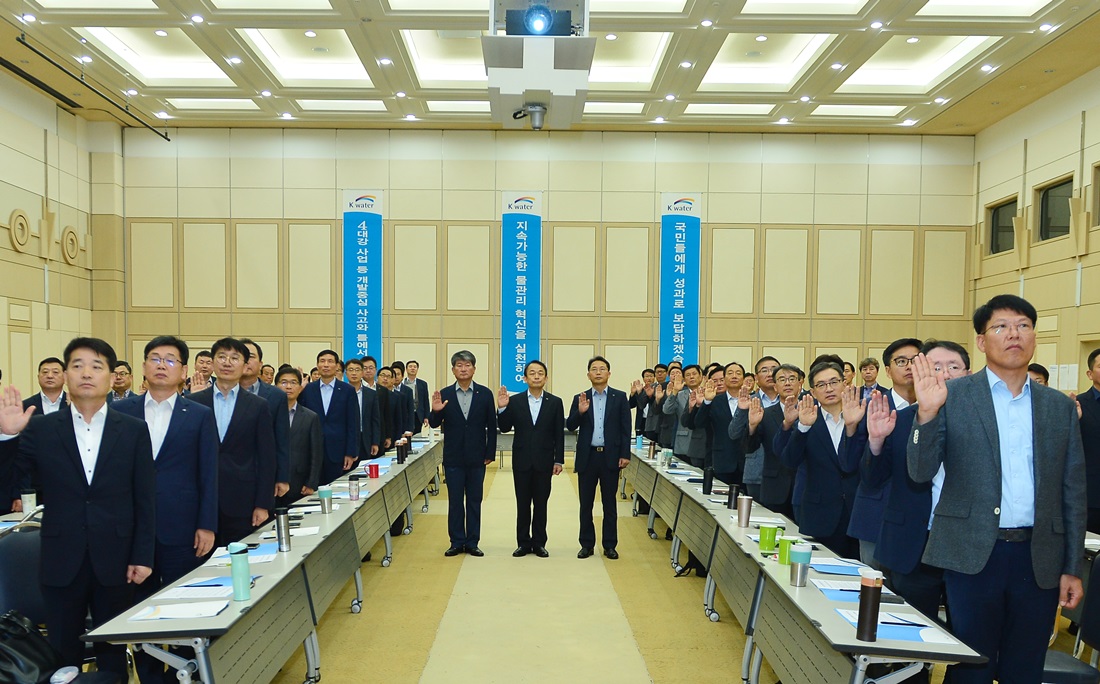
[130,601,229,621]
[157,586,234,600]
[259,526,320,540]
[290,504,341,514]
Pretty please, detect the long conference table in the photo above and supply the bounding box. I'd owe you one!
[84,438,444,684]
[622,448,985,684]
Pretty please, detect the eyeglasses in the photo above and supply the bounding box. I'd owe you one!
[277,379,300,387]
[215,353,243,364]
[982,322,1034,336]
[891,355,918,368]
[933,364,964,374]
[812,379,843,390]
[113,370,131,377]
[757,366,779,376]
[775,375,801,385]
[146,357,179,368]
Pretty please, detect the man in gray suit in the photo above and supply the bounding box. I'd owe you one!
[908,294,1086,684]
[275,366,323,506]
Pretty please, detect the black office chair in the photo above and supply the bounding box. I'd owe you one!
[1043,557,1100,684]
[0,516,46,627]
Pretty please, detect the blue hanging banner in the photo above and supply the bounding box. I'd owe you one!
[500,192,543,393]
[341,190,383,363]
[659,193,701,365]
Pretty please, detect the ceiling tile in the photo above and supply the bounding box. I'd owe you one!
[684,104,776,115]
[840,35,997,92]
[590,32,670,87]
[702,33,833,89]
[240,29,371,86]
[211,0,334,8]
[426,100,492,112]
[77,27,229,84]
[740,0,871,15]
[584,102,645,113]
[810,105,905,117]
[166,98,261,110]
[915,0,1051,17]
[36,0,156,7]
[298,100,389,111]
[402,29,488,87]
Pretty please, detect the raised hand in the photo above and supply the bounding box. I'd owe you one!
[577,392,590,414]
[670,376,684,395]
[654,383,665,401]
[644,382,655,398]
[431,390,448,412]
[190,372,210,392]
[748,397,764,429]
[866,390,897,453]
[0,385,34,436]
[911,353,947,423]
[781,395,799,428]
[497,385,510,409]
[841,384,867,430]
[703,379,717,402]
[630,379,643,396]
[1070,392,1082,419]
[688,388,700,409]
[738,383,751,410]
[797,393,818,427]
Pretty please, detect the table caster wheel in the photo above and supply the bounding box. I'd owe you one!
[422,505,429,513]
[381,556,392,567]
[632,509,639,517]
[351,600,362,614]
[709,611,720,623]
[402,526,413,535]
[673,564,684,574]
[648,530,657,539]
[620,493,627,500]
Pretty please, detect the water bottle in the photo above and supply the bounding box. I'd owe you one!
[274,507,291,552]
[229,542,251,601]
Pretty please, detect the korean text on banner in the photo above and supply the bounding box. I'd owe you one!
[342,190,383,362]
[501,192,542,393]
[659,193,701,365]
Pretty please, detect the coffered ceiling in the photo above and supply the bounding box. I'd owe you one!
[1,0,1097,135]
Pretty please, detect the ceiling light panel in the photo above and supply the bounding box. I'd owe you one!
[589,0,689,11]
[36,0,156,7]
[915,0,1051,17]
[298,100,389,111]
[76,27,229,84]
[385,0,686,9]
[402,29,488,87]
[211,0,333,8]
[839,35,996,92]
[166,98,261,110]
[741,0,871,15]
[583,102,645,113]
[683,103,776,115]
[702,33,833,89]
[589,32,672,87]
[810,104,905,116]
[426,100,492,112]
[240,29,371,86]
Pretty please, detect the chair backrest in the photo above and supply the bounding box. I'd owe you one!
[1078,556,1100,652]
[0,526,46,626]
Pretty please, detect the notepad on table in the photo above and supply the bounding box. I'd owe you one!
[808,557,865,576]
[130,601,229,621]
[260,526,319,540]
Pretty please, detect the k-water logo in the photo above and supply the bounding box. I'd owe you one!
[506,196,537,212]
[665,197,696,213]
[348,194,377,210]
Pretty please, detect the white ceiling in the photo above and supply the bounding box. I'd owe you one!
[1,0,1097,134]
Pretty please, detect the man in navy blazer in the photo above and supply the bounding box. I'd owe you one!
[343,358,381,463]
[380,366,414,444]
[429,350,497,557]
[404,360,431,434]
[567,355,631,560]
[240,339,290,498]
[732,363,803,518]
[689,362,748,485]
[908,295,1086,683]
[114,335,219,684]
[0,337,156,678]
[298,349,361,484]
[189,338,277,545]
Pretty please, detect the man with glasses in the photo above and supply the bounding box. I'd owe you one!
[778,361,866,558]
[188,338,277,545]
[690,362,747,487]
[848,338,921,567]
[275,367,323,507]
[754,356,781,408]
[734,363,803,517]
[908,294,1086,683]
[107,360,134,402]
[239,339,290,500]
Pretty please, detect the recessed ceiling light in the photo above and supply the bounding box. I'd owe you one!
[934,97,947,104]
[830,63,843,70]
[405,114,416,121]
[605,33,617,40]
[655,116,665,123]
[680,60,692,68]
[901,119,917,126]
[700,19,713,27]
[22,14,36,22]
[155,111,169,119]
[1039,23,1053,31]
[755,35,767,42]
[281,112,293,119]
[379,58,393,65]
[80,38,87,44]
[79,56,93,63]
[778,117,790,124]
[906,36,919,43]
[799,95,810,102]
[664,94,675,101]
[395,91,406,98]
[980,64,995,72]
[261,90,272,97]
[228,57,242,64]
[125,89,138,96]
[191,15,203,23]
[870,21,883,29]
[155,30,168,37]
[304,30,317,38]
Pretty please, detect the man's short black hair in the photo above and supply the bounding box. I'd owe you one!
[708,366,724,380]
[362,356,378,367]
[683,364,703,376]
[920,339,971,371]
[642,368,655,377]
[144,336,190,365]
[1027,363,1049,383]
[775,364,804,381]
[317,349,340,363]
[378,367,393,377]
[391,360,406,374]
[744,372,755,379]
[810,353,845,370]
[843,361,856,374]
[407,359,419,368]
[196,350,212,360]
[588,355,611,371]
[524,359,548,376]
[239,338,263,361]
[808,361,843,386]
[275,366,302,384]
[654,363,668,372]
[114,360,132,374]
[973,294,1038,334]
[883,338,922,367]
[754,356,780,373]
[668,360,682,369]
[1089,348,1100,371]
[724,362,745,375]
[345,358,363,370]
[64,337,117,371]
[38,356,65,371]
[261,363,274,373]
[211,337,250,362]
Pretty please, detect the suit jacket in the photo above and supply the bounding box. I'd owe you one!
[8,394,70,499]
[7,406,156,587]
[908,369,1086,587]
[498,392,565,472]
[428,382,497,467]
[779,415,862,539]
[113,395,219,546]
[1077,387,1100,510]
[288,404,324,494]
[862,404,929,574]
[252,381,290,484]
[566,387,632,474]
[663,389,707,460]
[846,391,902,542]
[298,379,361,466]
[732,404,794,506]
[628,390,647,434]
[391,384,415,439]
[189,387,277,517]
[690,393,744,475]
[24,392,68,415]
[410,377,430,429]
[373,385,393,451]
[356,385,382,459]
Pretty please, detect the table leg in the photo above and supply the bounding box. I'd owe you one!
[138,640,198,683]
[403,505,414,534]
[647,507,658,539]
[382,531,393,567]
[191,637,215,684]
[350,568,363,614]
[619,472,628,499]
[303,629,321,683]
[422,487,430,513]
[742,571,766,682]
[670,535,682,572]
[749,645,762,684]
[703,574,719,622]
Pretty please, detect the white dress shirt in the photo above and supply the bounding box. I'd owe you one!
[144,392,177,459]
[73,403,109,484]
[39,392,65,415]
[320,379,336,414]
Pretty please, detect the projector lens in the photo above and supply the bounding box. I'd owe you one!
[525,5,553,34]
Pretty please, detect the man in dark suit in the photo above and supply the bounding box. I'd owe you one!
[8,357,70,511]
[628,369,655,436]
[908,294,1086,683]
[239,339,290,499]
[731,363,803,517]
[382,366,415,441]
[642,364,667,442]
[189,337,277,545]
[497,360,565,558]
[344,358,381,464]
[113,335,219,684]
[274,366,324,506]
[690,362,748,486]
[0,337,156,678]
[567,355,631,560]
[107,359,135,402]
[429,350,497,557]
[1078,347,1100,533]
[298,349,361,484]
[404,359,431,434]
